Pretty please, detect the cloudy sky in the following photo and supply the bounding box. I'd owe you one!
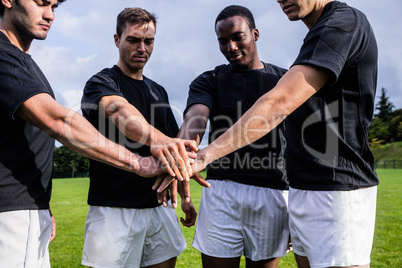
[30,0,402,143]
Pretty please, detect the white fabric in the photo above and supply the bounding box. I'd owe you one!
[82,204,186,268]
[0,209,52,268]
[193,180,289,261]
[289,186,377,268]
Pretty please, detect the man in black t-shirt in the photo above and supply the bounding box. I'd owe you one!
[179,6,289,268]
[0,1,181,267]
[188,1,379,267]
[80,8,205,268]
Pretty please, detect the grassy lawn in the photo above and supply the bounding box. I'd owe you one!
[49,170,402,267]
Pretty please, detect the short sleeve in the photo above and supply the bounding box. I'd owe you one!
[185,70,217,115]
[81,69,123,117]
[0,51,52,119]
[292,5,360,84]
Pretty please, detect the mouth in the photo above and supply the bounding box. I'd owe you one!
[40,24,51,31]
[229,53,242,62]
[282,4,293,14]
[133,55,147,61]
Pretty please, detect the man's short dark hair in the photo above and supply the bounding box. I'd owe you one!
[0,0,67,17]
[215,5,256,30]
[116,7,157,37]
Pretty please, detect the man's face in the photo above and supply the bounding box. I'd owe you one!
[10,0,58,40]
[115,22,155,73]
[277,0,316,21]
[215,15,259,70]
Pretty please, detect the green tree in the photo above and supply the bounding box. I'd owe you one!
[375,87,394,122]
[53,146,89,177]
[369,117,390,145]
[389,109,402,141]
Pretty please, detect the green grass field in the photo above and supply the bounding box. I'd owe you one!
[49,169,402,267]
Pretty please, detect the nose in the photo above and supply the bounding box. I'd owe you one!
[43,6,54,22]
[227,40,237,52]
[138,42,146,52]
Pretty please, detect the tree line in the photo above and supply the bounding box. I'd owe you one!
[53,87,401,177]
[369,88,402,145]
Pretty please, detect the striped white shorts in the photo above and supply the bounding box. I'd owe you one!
[0,209,52,268]
[289,186,377,268]
[193,180,289,261]
[82,203,186,268]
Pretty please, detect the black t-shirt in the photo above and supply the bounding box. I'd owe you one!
[81,65,179,208]
[286,1,379,190]
[0,32,55,212]
[186,62,288,190]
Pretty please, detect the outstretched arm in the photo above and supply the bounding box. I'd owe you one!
[16,93,164,177]
[98,95,198,180]
[192,65,329,172]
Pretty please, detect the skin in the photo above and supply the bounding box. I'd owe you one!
[216,15,263,70]
[0,0,57,52]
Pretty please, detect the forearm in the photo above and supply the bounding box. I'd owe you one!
[53,109,142,173]
[100,96,165,146]
[17,93,150,174]
[201,92,287,163]
[100,95,198,179]
[177,104,209,143]
[201,65,326,165]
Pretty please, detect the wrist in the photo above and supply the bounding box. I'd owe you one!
[129,154,141,173]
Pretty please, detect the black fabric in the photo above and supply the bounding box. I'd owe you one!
[286,1,379,190]
[0,32,55,212]
[81,65,179,208]
[186,62,288,190]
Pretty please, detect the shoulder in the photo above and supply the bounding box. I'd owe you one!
[192,64,229,84]
[0,33,20,56]
[143,76,164,89]
[317,1,366,33]
[89,66,119,82]
[84,67,122,92]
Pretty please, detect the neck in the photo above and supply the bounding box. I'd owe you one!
[252,59,264,70]
[116,61,144,80]
[302,0,332,30]
[0,20,32,53]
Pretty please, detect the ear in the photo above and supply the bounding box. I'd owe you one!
[2,0,14,9]
[114,34,120,48]
[253,28,260,42]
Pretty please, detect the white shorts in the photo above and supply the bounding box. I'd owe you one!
[288,186,377,268]
[82,204,186,268]
[0,209,52,268]
[193,180,289,261]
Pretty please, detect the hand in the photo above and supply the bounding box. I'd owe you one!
[150,135,198,180]
[49,209,56,242]
[153,172,210,210]
[190,149,209,174]
[180,200,197,227]
[155,174,177,208]
[133,156,165,178]
[152,172,210,195]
